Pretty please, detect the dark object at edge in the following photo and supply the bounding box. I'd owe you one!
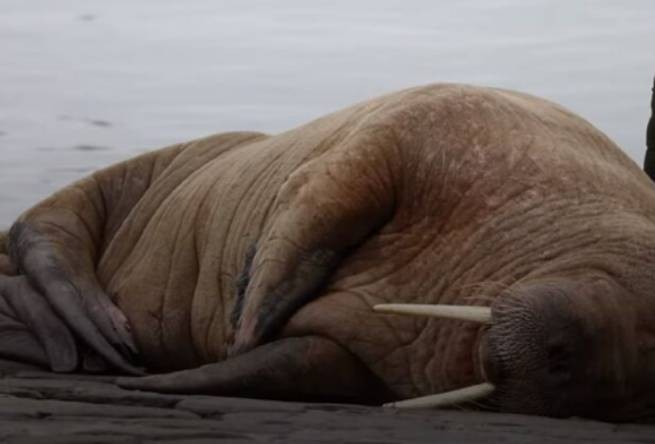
[643,76,655,180]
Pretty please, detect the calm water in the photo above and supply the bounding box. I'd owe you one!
[1,0,653,226]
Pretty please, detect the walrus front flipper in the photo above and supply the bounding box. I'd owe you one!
[117,336,392,404]
[232,134,399,354]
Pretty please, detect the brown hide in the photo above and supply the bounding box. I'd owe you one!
[13,84,655,398]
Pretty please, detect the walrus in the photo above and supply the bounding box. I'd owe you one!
[1,82,655,422]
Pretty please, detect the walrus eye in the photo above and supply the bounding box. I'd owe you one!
[373,303,492,324]
[373,303,494,409]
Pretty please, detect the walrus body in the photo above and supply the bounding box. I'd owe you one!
[2,83,655,421]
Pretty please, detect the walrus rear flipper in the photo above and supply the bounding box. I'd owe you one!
[9,222,142,374]
[5,147,185,375]
[117,336,393,404]
[0,275,76,371]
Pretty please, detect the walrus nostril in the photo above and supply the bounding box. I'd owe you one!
[546,343,573,383]
[482,280,615,417]
[545,340,571,364]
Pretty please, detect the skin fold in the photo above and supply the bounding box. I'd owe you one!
[1,83,655,420]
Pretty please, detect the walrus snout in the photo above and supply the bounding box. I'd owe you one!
[485,278,651,420]
[485,285,594,417]
[373,275,655,419]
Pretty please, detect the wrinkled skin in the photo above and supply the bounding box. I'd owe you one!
[1,83,655,421]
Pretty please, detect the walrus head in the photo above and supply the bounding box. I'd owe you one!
[376,275,655,422]
[484,278,655,421]
[372,75,655,422]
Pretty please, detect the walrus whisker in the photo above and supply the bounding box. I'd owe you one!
[373,304,492,324]
[383,382,495,409]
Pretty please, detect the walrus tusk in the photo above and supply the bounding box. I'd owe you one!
[383,382,495,409]
[373,304,492,324]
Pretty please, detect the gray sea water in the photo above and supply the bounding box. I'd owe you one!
[1,0,653,226]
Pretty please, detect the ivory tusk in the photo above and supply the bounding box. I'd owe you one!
[373,304,492,324]
[383,382,495,409]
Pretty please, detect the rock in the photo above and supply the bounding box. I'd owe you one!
[0,372,653,443]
